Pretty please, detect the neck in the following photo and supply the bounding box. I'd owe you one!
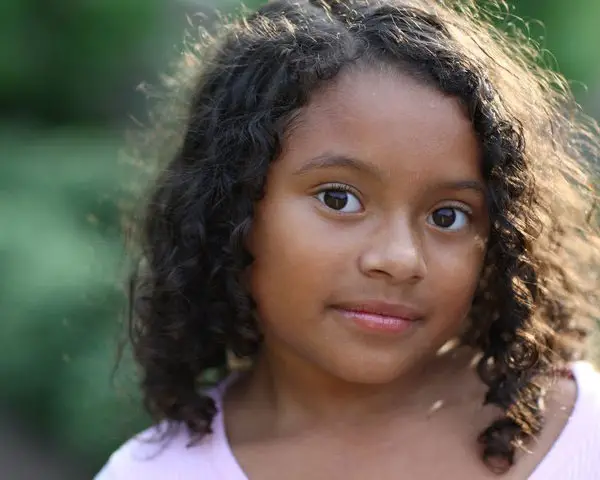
[230,341,481,436]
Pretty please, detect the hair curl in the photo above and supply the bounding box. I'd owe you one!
[125,0,600,473]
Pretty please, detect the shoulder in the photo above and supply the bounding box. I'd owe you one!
[528,362,600,479]
[549,362,600,432]
[94,422,216,480]
[94,382,237,480]
[571,361,600,414]
[545,363,600,468]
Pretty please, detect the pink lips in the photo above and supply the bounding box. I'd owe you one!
[332,301,422,334]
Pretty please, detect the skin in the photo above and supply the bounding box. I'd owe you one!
[224,68,576,479]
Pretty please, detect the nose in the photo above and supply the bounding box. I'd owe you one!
[358,215,427,284]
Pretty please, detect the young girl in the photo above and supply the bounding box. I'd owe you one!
[97,0,600,478]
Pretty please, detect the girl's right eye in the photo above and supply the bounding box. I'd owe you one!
[315,186,363,213]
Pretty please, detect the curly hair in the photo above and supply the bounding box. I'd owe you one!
[124,0,600,473]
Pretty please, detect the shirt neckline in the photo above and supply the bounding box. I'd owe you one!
[527,361,591,479]
[207,362,592,480]
[208,373,250,480]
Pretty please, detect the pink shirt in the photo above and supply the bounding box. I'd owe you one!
[95,362,600,479]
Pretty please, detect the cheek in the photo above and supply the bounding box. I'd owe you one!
[248,198,347,319]
[428,239,486,315]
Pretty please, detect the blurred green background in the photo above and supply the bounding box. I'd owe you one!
[1,1,598,478]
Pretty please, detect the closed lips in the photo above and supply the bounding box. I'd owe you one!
[331,301,423,321]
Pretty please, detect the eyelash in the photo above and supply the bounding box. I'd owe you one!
[317,182,357,194]
[312,182,363,204]
[436,201,473,216]
[312,184,474,223]
[313,182,364,214]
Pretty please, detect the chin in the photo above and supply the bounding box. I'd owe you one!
[323,352,424,385]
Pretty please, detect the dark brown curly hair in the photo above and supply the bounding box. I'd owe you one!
[123,0,600,473]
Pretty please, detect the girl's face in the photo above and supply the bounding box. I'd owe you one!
[248,68,489,384]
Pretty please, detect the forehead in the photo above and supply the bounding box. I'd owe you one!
[282,67,481,181]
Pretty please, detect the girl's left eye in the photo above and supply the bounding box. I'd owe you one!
[315,188,363,213]
[427,207,470,231]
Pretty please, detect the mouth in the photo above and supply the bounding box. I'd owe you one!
[330,301,424,335]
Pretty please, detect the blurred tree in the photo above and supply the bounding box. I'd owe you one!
[0,127,145,475]
[0,0,167,124]
[510,0,600,91]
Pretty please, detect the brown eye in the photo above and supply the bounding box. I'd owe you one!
[427,207,469,231]
[316,188,362,213]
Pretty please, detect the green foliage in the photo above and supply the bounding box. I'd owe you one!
[509,0,600,90]
[0,127,147,472]
[0,0,163,123]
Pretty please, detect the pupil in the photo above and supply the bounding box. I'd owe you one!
[324,191,348,210]
[433,208,455,227]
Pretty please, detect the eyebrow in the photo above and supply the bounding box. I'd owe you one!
[292,152,487,196]
[292,153,385,178]
[436,180,487,196]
